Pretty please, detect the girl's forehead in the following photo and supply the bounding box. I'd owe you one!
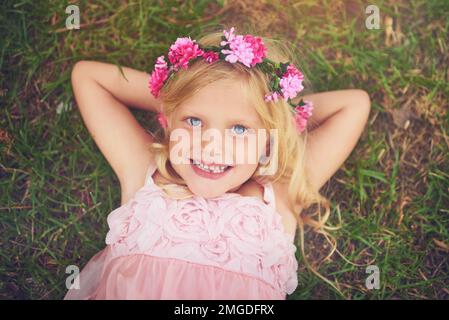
[176,79,262,125]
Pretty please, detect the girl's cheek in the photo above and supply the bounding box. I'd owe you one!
[235,163,260,182]
[190,130,202,149]
[168,134,192,165]
[234,138,261,165]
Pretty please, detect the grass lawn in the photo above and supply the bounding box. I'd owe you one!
[1,0,448,299]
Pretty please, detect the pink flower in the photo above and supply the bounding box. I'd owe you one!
[220,27,254,68]
[220,28,267,67]
[256,224,298,294]
[264,65,305,103]
[164,197,212,242]
[271,254,299,294]
[264,91,281,103]
[284,254,299,294]
[279,64,304,101]
[200,237,231,263]
[243,34,267,66]
[284,64,304,80]
[222,197,272,255]
[105,187,168,253]
[294,100,313,133]
[221,27,238,45]
[279,73,304,101]
[149,56,169,98]
[168,37,204,70]
[105,206,131,246]
[157,112,168,128]
[202,51,219,63]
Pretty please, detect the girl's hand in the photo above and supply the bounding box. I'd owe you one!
[70,60,159,205]
[300,89,371,191]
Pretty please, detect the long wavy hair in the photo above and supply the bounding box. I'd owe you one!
[148,26,342,295]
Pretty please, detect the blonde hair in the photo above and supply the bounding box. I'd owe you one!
[148,26,342,295]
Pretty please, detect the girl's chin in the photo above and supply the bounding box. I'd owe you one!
[187,185,228,199]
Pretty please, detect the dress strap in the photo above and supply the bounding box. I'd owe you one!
[262,182,276,209]
[144,161,158,185]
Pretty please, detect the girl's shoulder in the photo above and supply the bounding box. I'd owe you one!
[270,181,298,237]
[121,158,158,205]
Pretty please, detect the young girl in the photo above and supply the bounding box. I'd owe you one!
[64,27,370,300]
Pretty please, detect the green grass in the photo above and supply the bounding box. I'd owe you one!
[1,0,448,299]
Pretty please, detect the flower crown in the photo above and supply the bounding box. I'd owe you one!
[148,27,313,133]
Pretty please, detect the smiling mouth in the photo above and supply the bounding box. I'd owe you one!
[189,158,233,174]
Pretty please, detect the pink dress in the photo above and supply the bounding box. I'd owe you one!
[64,162,298,300]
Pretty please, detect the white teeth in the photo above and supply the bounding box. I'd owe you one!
[191,159,228,173]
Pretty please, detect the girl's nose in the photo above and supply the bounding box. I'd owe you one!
[192,131,226,163]
[199,141,225,164]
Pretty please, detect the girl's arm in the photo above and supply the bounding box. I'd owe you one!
[77,61,163,112]
[70,60,161,205]
[299,89,371,191]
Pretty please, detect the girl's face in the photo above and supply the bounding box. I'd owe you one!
[168,78,268,198]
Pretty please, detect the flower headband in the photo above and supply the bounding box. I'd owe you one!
[148,27,313,133]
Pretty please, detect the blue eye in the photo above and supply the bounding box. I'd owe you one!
[232,124,247,135]
[186,117,202,127]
